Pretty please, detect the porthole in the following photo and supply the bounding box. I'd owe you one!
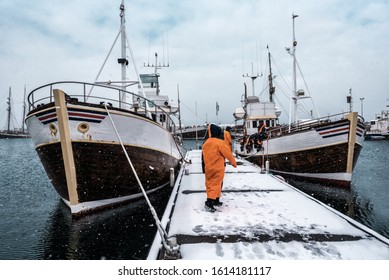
[77,122,90,133]
[49,123,58,135]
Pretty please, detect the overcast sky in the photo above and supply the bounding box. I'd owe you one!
[1,0,388,129]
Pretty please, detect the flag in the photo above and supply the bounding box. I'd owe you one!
[216,101,219,116]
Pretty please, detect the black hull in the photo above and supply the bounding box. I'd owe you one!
[0,133,30,139]
[36,141,180,212]
[243,143,363,187]
[177,129,207,140]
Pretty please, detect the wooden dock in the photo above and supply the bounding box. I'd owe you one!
[147,150,389,260]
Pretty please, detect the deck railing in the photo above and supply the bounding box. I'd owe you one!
[27,81,180,135]
[267,112,365,139]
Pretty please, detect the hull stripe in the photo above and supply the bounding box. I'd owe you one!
[36,107,107,124]
[316,123,350,139]
[315,123,349,131]
[318,126,349,135]
[321,131,349,138]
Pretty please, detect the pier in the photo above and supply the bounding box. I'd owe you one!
[148,150,389,260]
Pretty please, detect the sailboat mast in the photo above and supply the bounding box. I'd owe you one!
[292,14,299,123]
[7,87,11,133]
[22,85,27,133]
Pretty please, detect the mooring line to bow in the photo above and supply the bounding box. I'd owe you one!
[103,104,181,259]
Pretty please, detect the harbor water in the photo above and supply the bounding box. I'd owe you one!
[0,138,388,259]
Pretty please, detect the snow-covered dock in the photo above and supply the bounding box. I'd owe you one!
[147,150,389,260]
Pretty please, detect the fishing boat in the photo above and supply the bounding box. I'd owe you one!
[365,110,389,140]
[0,87,30,139]
[176,124,208,140]
[25,1,183,216]
[234,15,365,187]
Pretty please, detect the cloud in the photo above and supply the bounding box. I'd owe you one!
[1,0,388,130]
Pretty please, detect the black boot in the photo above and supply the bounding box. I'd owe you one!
[204,198,217,212]
[214,197,223,207]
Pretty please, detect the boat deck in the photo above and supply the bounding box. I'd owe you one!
[147,150,389,260]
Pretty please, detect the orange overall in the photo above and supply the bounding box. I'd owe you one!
[202,125,237,200]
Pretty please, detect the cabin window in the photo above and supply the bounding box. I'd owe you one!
[160,114,166,123]
[253,121,258,128]
[265,120,270,127]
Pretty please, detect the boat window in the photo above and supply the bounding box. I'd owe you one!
[265,120,270,127]
[160,114,166,123]
[253,121,258,128]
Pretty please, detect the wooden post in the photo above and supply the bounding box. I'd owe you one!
[54,89,79,206]
[345,112,357,173]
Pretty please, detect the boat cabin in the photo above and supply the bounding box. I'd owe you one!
[243,96,281,136]
[136,73,178,131]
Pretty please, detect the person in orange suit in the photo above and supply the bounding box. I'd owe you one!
[202,124,237,212]
[254,121,267,152]
[223,126,233,152]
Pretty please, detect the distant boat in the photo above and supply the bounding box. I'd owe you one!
[176,124,208,140]
[25,1,183,216]
[0,86,30,139]
[234,15,365,187]
[365,110,389,140]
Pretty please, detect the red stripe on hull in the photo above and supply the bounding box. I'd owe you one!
[318,127,349,135]
[68,112,106,119]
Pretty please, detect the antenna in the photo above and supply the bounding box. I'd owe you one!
[144,32,170,71]
[242,42,263,96]
[144,52,169,74]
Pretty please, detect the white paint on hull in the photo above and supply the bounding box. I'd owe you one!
[26,104,182,160]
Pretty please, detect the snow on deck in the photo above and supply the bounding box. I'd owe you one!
[147,150,389,260]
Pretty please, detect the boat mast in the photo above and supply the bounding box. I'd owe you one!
[286,14,299,129]
[292,14,299,123]
[22,85,27,133]
[243,62,260,96]
[119,0,127,107]
[7,87,11,133]
[267,46,275,103]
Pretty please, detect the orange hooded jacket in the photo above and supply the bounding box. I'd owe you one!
[224,129,232,152]
[202,124,237,200]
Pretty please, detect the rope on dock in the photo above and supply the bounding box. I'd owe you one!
[104,104,181,259]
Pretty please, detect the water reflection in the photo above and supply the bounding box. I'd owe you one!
[37,189,171,260]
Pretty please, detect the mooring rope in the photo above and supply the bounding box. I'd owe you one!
[104,104,179,257]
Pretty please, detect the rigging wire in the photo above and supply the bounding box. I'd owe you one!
[270,54,320,120]
[294,58,321,118]
[103,103,181,258]
[179,101,207,124]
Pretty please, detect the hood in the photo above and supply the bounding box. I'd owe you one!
[207,123,223,139]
